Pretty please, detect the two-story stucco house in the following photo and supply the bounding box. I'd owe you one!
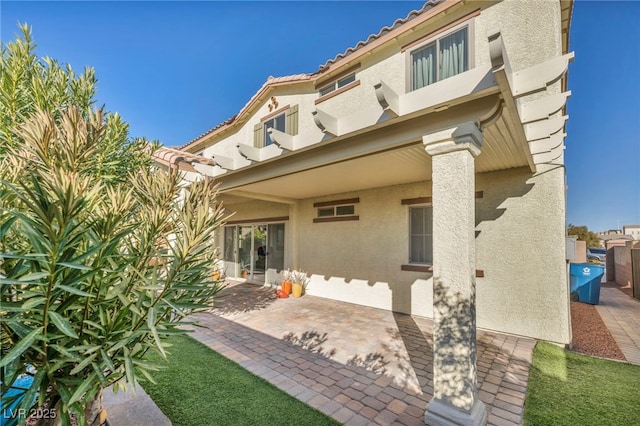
[155,0,574,423]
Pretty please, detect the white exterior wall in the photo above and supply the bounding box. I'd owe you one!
[224,200,289,222]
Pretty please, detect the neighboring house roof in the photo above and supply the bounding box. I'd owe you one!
[599,234,634,241]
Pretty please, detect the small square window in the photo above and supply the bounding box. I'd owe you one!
[337,74,356,88]
[336,205,355,216]
[318,207,335,217]
[318,84,334,97]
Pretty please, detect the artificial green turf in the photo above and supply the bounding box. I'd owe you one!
[524,341,640,426]
[138,334,340,426]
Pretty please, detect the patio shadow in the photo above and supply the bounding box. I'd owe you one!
[283,330,337,359]
[392,312,434,392]
[213,282,277,315]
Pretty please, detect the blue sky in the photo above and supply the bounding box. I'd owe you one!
[1,1,639,233]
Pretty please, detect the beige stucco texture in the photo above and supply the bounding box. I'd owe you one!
[198,0,572,347]
[292,163,569,345]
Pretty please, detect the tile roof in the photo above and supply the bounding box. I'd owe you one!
[179,0,444,151]
[316,0,442,71]
[154,146,217,172]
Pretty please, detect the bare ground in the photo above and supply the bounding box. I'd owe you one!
[570,285,627,361]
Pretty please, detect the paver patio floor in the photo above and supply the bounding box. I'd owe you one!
[188,282,534,425]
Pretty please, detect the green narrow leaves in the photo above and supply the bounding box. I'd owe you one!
[1,27,226,418]
[48,311,79,338]
[0,327,41,367]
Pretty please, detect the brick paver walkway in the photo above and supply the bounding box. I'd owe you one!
[596,286,640,365]
[189,282,535,425]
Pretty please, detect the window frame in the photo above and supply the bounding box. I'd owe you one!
[317,72,356,97]
[262,112,286,148]
[408,204,433,266]
[313,198,359,223]
[406,19,475,92]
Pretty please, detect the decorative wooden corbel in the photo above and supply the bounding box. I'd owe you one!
[528,132,565,155]
[524,115,568,141]
[210,154,235,170]
[532,145,564,164]
[237,143,261,162]
[511,52,575,98]
[312,109,338,136]
[268,128,295,151]
[374,80,400,117]
[519,91,571,124]
[478,96,504,131]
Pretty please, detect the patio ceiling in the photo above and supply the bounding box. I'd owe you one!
[217,104,530,205]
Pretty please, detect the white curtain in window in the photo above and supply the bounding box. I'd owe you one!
[439,28,468,80]
[412,44,436,90]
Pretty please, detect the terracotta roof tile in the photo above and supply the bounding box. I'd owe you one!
[153,146,217,172]
[316,0,442,71]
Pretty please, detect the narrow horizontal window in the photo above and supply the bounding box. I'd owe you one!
[318,84,335,97]
[317,73,356,96]
[315,202,357,223]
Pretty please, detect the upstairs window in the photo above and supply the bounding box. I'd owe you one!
[318,73,356,96]
[411,26,468,91]
[253,104,298,148]
[263,113,285,147]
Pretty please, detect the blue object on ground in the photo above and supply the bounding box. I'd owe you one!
[1,369,36,426]
[569,263,605,305]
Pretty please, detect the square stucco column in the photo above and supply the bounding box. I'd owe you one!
[423,122,487,426]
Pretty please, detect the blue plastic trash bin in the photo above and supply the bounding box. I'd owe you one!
[569,263,605,305]
[1,372,35,426]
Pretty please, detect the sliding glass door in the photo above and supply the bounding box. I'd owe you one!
[224,223,285,283]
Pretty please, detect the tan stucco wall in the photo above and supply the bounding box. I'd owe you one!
[297,181,433,316]
[475,165,570,344]
[199,0,563,167]
[208,0,571,343]
[223,199,289,222]
[475,0,562,71]
[271,164,571,344]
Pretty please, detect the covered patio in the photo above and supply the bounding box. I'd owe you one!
[188,281,534,426]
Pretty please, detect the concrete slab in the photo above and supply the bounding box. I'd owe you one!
[103,381,171,426]
[596,286,640,365]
